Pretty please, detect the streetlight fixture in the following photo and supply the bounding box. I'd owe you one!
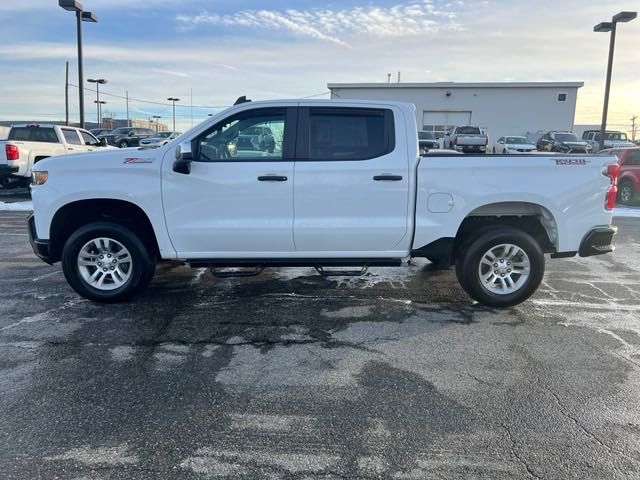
[152,115,161,132]
[594,11,637,151]
[167,97,180,132]
[88,78,107,128]
[58,0,98,129]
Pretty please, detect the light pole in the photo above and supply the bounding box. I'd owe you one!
[88,78,107,128]
[594,11,637,151]
[167,97,180,132]
[59,1,98,129]
[94,100,106,128]
[152,115,161,132]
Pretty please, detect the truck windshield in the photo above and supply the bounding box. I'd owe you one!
[456,127,481,134]
[8,127,58,143]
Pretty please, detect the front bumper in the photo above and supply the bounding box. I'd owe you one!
[28,214,53,264]
[579,226,617,257]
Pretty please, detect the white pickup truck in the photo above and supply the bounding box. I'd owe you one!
[443,126,488,153]
[0,124,110,187]
[28,99,618,307]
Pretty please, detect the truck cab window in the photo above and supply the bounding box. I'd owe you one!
[197,109,285,162]
[62,129,82,145]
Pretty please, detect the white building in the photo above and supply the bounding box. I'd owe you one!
[328,82,583,143]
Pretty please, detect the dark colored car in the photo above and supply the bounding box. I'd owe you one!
[536,131,592,154]
[90,128,112,137]
[600,147,640,205]
[418,131,439,154]
[239,126,276,153]
[99,127,156,148]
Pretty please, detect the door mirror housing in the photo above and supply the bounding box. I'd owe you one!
[173,141,193,174]
[128,131,136,137]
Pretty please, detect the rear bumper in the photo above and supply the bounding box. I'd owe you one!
[579,226,617,257]
[27,214,53,264]
[0,164,18,179]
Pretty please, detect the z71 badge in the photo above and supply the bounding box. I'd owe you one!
[123,157,154,164]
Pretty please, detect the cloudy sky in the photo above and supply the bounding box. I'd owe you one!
[0,0,638,131]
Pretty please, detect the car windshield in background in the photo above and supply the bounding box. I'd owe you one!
[8,127,58,143]
[606,132,628,141]
[109,128,130,135]
[457,127,481,134]
[418,132,435,140]
[506,137,529,144]
[555,133,581,142]
[156,132,173,138]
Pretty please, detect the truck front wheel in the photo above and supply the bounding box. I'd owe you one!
[61,222,156,303]
[455,227,545,308]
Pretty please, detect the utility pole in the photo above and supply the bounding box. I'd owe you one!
[631,115,638,141]
[64,61,69,126]
[126,91,130,127]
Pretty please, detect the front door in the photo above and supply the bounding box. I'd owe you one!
[162,107,297,258]
[293,106,410,255]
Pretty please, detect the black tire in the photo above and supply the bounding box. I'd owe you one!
[618,181,635,205]
[61,222,156,303]
[118,140,129,148]
[455,227,545,308]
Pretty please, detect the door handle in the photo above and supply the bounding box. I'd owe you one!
[373,174,403,181]
[258,175,288,182]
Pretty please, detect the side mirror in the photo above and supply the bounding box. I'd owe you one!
[129,131,135,137]
[99,137,108,147]
[173,141,193,174]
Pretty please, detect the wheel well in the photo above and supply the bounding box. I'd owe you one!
[34,156,49,163]
[49,199,159,263]
[455,203,558,257]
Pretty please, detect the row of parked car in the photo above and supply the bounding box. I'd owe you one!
[89,127,181,148]
[418,127,637,156]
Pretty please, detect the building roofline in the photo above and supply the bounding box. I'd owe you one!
[328,81,584,89]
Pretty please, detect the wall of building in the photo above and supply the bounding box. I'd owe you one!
[329,83,581,143]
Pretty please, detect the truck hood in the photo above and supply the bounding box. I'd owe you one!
[33,147,162,174]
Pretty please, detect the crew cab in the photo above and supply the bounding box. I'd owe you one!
[28,99,618,307]
[442,126,488,153]
[1,124,110,187]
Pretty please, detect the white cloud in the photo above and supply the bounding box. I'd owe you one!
[176,0,462,46]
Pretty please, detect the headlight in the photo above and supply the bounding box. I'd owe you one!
[31,171,48,186]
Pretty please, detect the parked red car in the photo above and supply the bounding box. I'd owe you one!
[601,147,640,205]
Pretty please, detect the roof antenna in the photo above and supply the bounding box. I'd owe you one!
[234,95,251,105]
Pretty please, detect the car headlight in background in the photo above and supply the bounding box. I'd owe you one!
[31,171,48,186]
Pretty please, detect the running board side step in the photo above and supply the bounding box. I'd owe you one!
[210,266,265,278]
[190,258,403,269]
[315,265,369,277]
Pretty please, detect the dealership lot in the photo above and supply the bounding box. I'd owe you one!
[1,198,640,479]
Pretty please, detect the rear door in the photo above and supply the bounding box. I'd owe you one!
[293,106,410,255]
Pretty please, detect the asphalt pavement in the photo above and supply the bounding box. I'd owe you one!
[1,194,640,479]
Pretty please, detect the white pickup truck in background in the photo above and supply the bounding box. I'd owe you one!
[28,99,618,307]
[0,124,111,188]
[443,126,488,153]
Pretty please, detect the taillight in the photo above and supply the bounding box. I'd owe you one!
[603,163,619,210]
[5,144,19,161]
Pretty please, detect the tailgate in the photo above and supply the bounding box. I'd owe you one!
[456,135,486,145]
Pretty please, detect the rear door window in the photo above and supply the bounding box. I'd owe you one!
[61,129,82,145]
[9,127,59,143]
[627,151,640,166]
[300,107,395,161]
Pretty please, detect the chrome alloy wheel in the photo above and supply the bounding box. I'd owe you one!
[77,237,133,291]
[478,243,530,295]
[620,184,633,203]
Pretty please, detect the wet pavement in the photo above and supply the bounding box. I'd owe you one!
[1,206,640,479]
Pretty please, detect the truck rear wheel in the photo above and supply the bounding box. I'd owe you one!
[455,227,544,308]
[61,222,156,303]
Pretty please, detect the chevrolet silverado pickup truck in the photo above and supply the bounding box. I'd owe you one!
[442,126,488,153]
[1,124,110,187]
[28,99,618,307]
